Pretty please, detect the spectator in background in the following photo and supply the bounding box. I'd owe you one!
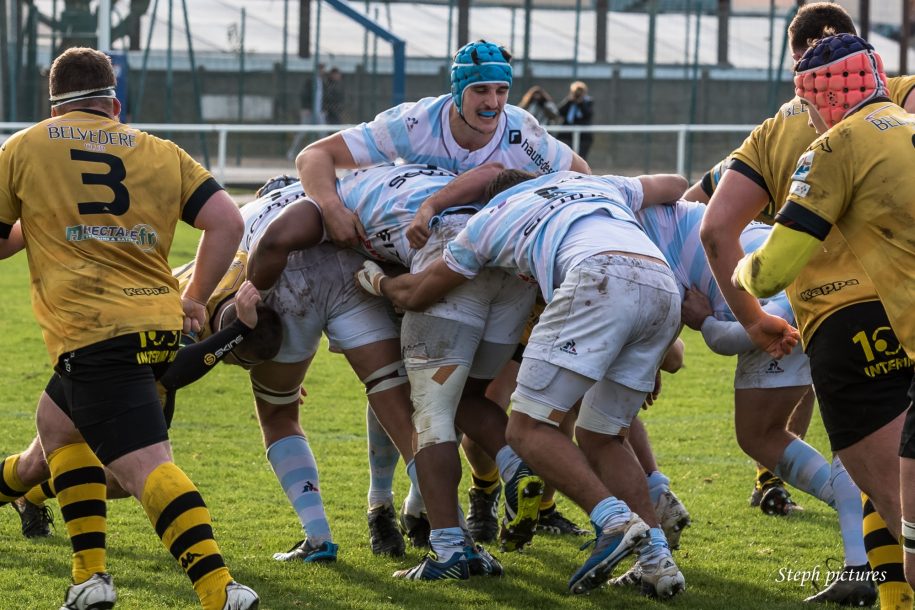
[287,63,326,160]
[323,67,346,125]
[558,80,593,161]
[518,85,559,125]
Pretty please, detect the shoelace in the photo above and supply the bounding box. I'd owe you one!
[808,557,845,594]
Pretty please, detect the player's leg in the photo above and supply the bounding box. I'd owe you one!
[343,338,413,558]
[250,358,337,564]
[734,385,815,512]
[316,244,413,557]
[395,309,476,580]
[806,302,910,606]
[627,416,689,549]
[454,272,545,554]
[50,333,256,610]
[2,430,54,538]
[863,493,913,610]
[510,254,682,596]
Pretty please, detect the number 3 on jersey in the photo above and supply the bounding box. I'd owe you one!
[71,149,130,215]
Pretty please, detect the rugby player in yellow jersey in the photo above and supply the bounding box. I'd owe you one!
[694,4,915,607]
[0,48,257,610]
[732,32,915,593]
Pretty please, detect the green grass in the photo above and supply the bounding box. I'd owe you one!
[0,223,843,609]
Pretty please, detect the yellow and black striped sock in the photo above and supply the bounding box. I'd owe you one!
[756,465,780,489]
[862,493,913,610]
[24,481,56,506]
[141,462,232,610]
[47,443,107,584]
[539,497,556,514]
[470,466,500,495]
[0,454,29,506]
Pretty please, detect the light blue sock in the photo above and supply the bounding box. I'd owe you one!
[638,527,671,564]
[366,404,399,508]
[774,438,832,503]
[266,435,332,545]
[589,496,630,531]
[646,470,670,505]
[495,445,522,483]
[830,456,868,567]
[404,459,426,516]
[429,526,466,562]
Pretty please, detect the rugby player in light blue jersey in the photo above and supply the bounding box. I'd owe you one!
[248,164,530,577]
[628,201,867,587]
[358,169,689,598]
[294,40,589,249]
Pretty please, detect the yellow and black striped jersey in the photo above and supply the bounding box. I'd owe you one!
[0,109,222,363]
[704,76,913,344]
[781,101,915,358]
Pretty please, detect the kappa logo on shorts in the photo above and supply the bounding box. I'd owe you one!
[766,360,784,374]
[405,117,419,131]
[559,340,578,355]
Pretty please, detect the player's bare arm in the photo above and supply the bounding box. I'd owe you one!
[297,132,364,247]
[182,190,244,334]
[357,258,468,311]
[637,174,689,206]
[406,162,505,249]
[700,171,799,357]
[247,197,325,291]
[569,152,591,174]
[0,220,24,260]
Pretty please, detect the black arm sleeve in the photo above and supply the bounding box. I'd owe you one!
[727,158,773,204]
[159,319,252,391]
[775,200,832,241]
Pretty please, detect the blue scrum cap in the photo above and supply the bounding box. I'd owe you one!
[450,40,513,115]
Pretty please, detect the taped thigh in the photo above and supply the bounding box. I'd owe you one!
[362,360,408,395]
[401,313,482,369]
[576,378,646,436]
[511,359,593,425]
[409,364,470,450]
[250,377,303,406]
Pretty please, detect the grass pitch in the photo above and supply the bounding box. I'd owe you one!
[0,223,843,608]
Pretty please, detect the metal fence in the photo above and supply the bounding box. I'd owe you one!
[0,121,756,185]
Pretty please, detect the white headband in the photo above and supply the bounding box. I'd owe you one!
[49,86,116,107]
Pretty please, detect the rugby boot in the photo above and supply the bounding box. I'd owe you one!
[367,502,406,557]
[466,485,500,543]
[393,550,470,581]
[568,513,650,594]
[499,464,544,552]
[654,489,691,549]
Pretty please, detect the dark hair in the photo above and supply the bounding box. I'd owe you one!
[49,47,115,100]
[519,85,550,108]
[483,169,538,202]
[220,301,283,362]
[788,3,856,54]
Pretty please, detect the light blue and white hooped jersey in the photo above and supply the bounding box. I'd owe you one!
[340,95,575,175]
[444,171,658,302]
[637,201,795,324]
[239,181,308,253]
[336,163,459,265]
